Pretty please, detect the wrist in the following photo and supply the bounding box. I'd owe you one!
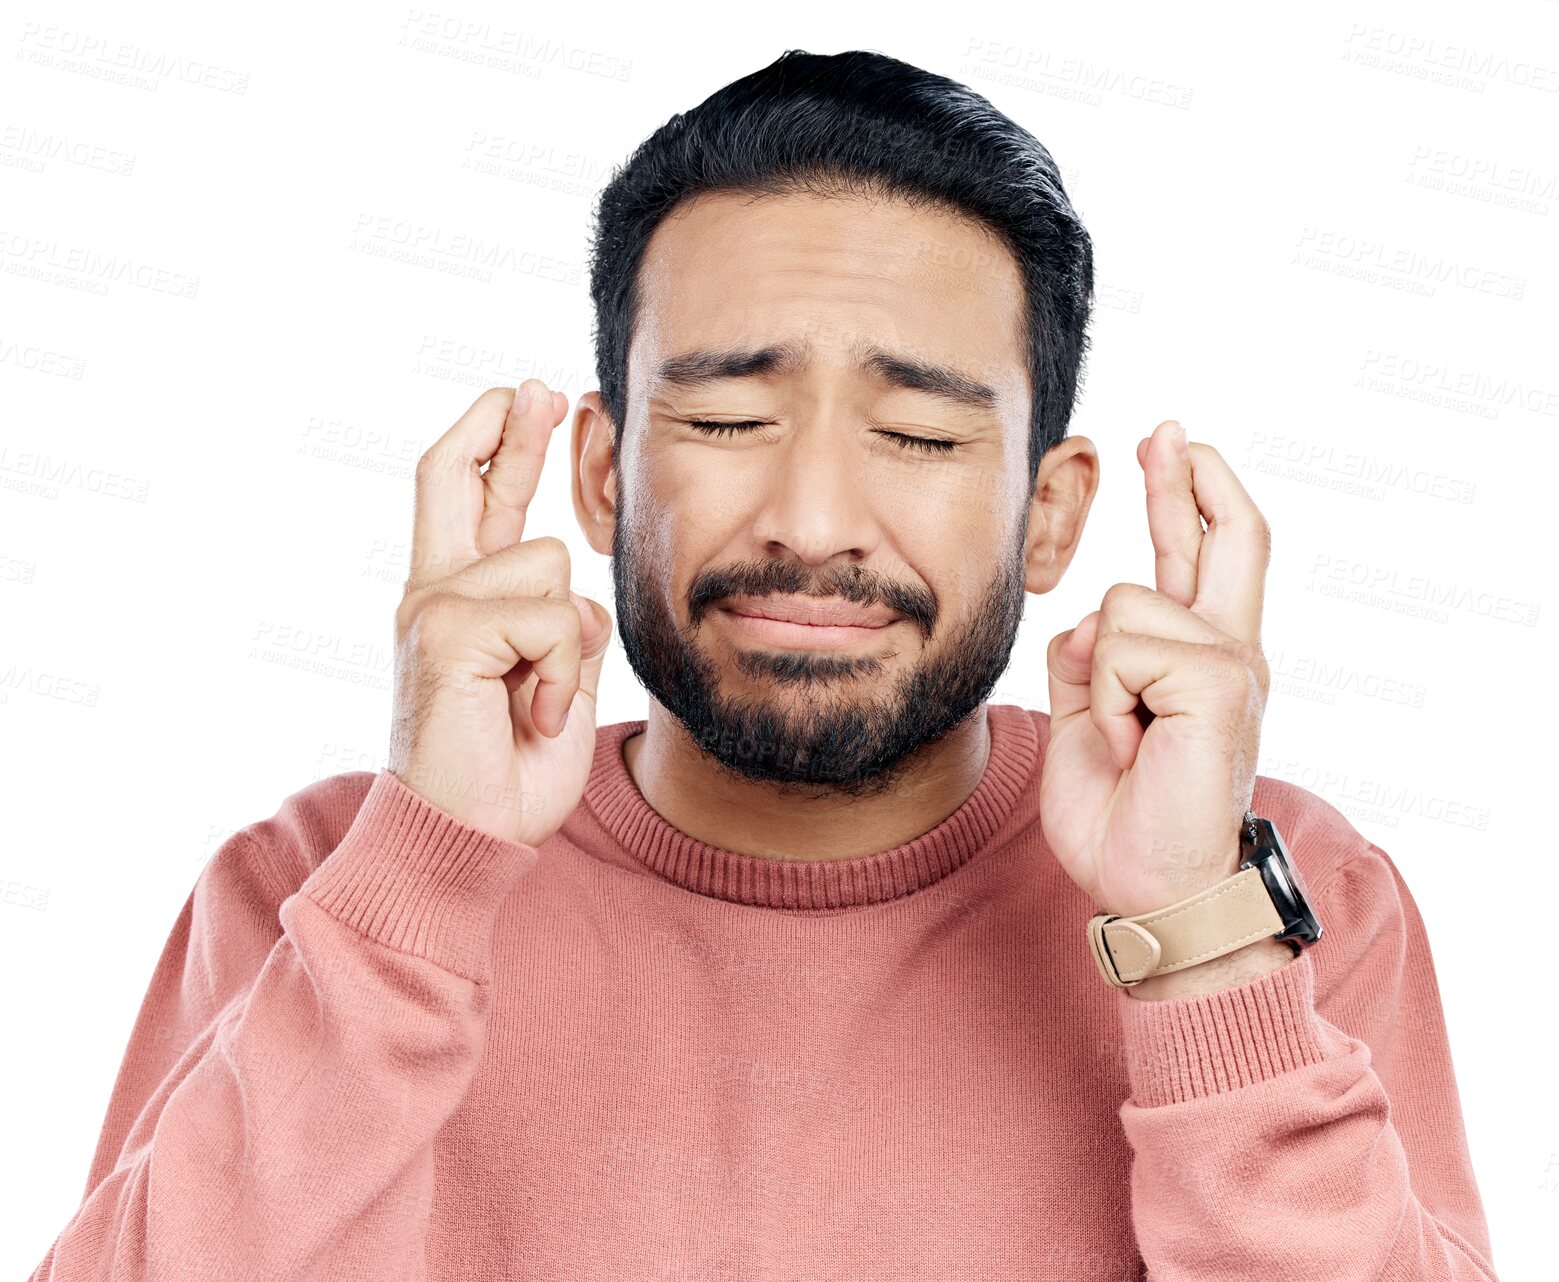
[1090,812,1321,997]
[1125,935,1297,1001]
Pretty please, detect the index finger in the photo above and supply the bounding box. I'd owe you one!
[1140,419,1202,607]
[407,381,565,590]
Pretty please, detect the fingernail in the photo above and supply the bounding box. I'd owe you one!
[1172,424,1188,457]
[513,383,534,415]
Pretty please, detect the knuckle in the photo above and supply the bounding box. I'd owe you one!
[525,534,571,580]
[1210,652,1262,701]
[1241,662,1266,708]
[407,593,458,655]
[1223,637,1262,669]
[1250,649,1271,693]
[415,447,445,483]
[462,387,513,426]
[513,592,575,643]
[1241,633,1268,666]
[393,589,422,636]
[556,596,584,650]
[1091,627,1123,656]
[1100,581,1140,612]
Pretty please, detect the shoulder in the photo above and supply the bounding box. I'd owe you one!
[226,770,381,901]
[1248,771,1377,895]
[165,772,381,1007]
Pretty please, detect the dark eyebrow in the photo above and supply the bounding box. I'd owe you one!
[857,345,999,412]
[654,341,805,390]
[653,338,999,412]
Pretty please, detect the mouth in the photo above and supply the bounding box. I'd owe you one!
[716,595,903,650]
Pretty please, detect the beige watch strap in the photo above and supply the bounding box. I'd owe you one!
[1087,866,1285,988]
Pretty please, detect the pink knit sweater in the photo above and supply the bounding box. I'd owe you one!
[30,704,1497,1280]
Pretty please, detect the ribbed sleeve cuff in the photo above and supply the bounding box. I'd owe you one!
[299,769,540,983]
[1117,950,1334,1106]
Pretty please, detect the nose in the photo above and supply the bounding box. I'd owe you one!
[748,418,883,568]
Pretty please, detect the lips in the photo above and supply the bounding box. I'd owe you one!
[720,595,901,628]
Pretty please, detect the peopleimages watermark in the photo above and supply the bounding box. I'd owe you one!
[396,10,632,81]
[1307,554,1540,628]
[299,413,421,480]
[1406,145,1556,217]
[1341,24,1559,95]
[0,554,39,586]
[1,878,50,912]
[247,619,394,691]
[0,663,101,708]
[0,227,200,300]
[347,212,583,287]
[0,334,87,380]
[1293,227,1525,300]
[408,333,587,392]
[461,132,614,201]
[1245,432,1477,505]
[0,443,151,503]
[313,742,389,781]
[1261,758,1492,834]
[1263,647,1429,710]
[0,124,137,178]
[1356,350,1558,421]
[959,37,1193,109]
[14,23,251,95]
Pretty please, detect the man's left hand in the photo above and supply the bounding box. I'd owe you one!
[1039,420,1273,924]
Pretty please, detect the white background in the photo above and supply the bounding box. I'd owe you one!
[2,1,1554,1275]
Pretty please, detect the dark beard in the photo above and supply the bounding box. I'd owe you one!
[608,484,1028,799]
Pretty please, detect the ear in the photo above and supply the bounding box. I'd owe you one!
[572,390,618,557]
[1022,435,1099,594]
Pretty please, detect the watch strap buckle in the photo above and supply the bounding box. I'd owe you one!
[1087,913,1161,988]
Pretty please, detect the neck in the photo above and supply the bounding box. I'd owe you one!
[620,702,994,863]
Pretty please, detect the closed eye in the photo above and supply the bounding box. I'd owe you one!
[682,420,959,456]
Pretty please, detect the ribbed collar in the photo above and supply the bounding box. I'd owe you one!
[580,704,1040,911]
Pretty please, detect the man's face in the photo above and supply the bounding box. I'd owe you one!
[606,188,1036,796]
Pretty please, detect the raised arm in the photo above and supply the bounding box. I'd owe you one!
[29,380,615,1280]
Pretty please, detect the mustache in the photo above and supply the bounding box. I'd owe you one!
[687,559,937,636]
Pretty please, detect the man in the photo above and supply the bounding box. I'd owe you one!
[32,48,1497,1281]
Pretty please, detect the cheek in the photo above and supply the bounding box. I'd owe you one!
[654,466,771,572]
[643,442,754,517]
[909,509,1017,607]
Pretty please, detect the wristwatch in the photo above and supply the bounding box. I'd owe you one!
[1087,811,1324,988]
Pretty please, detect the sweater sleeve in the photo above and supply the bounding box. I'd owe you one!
[1113,838,1498,1281]
[27,769,539,1282]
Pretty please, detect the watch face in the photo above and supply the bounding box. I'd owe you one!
[1271,833,1306,896]
[1251,819,1324,946]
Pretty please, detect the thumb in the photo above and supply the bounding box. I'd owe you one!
[568,590,614,703]
[1045,609,1099,725]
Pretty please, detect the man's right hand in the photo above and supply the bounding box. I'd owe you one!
[387,381,614,848]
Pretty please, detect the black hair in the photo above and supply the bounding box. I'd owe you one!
[586,48,1094,491]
